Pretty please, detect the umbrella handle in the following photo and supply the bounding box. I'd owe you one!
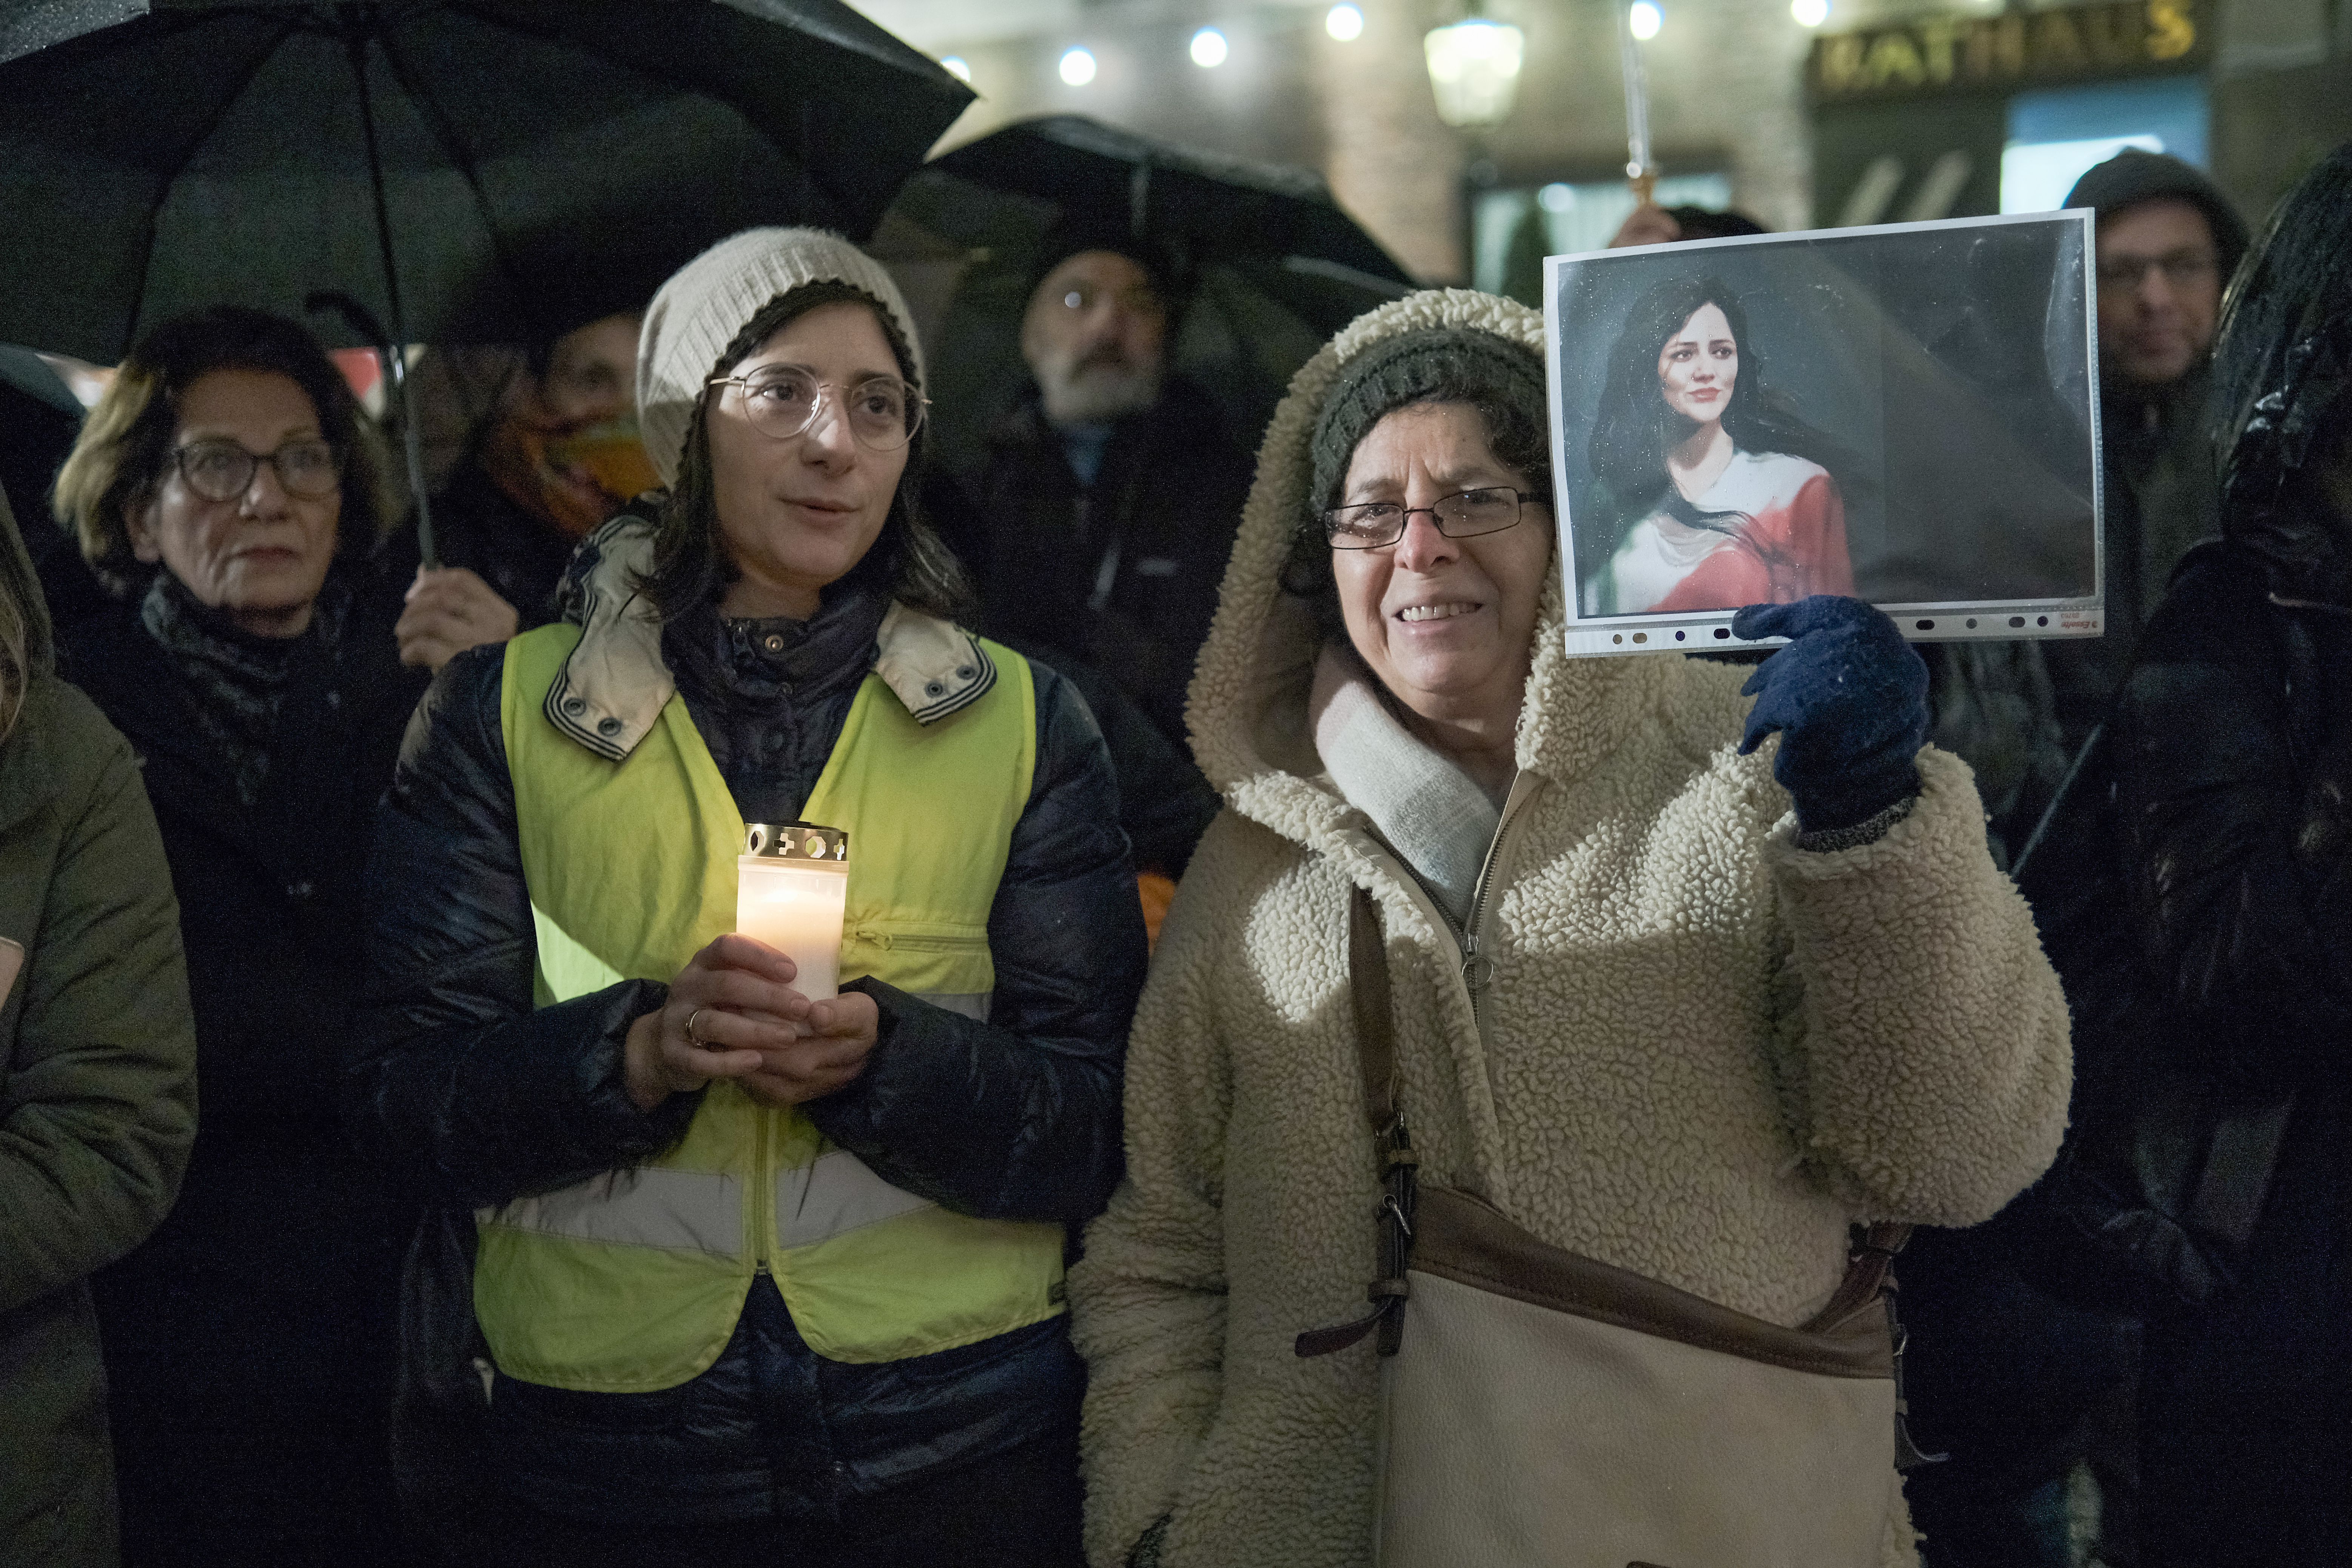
[308,290,435,570]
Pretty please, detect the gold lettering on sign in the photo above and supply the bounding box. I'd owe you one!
[1816,0,2199,99]
[1820,32,1867,92]
[2084,5,2142,64]
[1917,16,1965,82]
[1865,30,1928,86]
[2031,9,2090,71]
[2148,0,2196,58]
[1964,12,2027,81]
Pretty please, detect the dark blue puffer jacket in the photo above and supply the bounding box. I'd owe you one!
[350,523,1145,1526]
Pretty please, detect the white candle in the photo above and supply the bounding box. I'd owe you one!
[737,823,850,1001]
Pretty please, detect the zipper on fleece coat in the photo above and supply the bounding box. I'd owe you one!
[1458,771,1541,1028]
[1346,769,1544,1037]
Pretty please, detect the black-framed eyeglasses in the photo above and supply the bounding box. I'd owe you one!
[705,366,929,452]
[171,438,345,503]
[1322,486,1545,550]
[2096,250,2219,292]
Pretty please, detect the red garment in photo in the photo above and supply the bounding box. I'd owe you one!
[1588,452,1854,615]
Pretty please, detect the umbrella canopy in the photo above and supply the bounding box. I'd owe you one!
[925,115,1412,291]
[0,0,974,364]
[884,116,1412,479]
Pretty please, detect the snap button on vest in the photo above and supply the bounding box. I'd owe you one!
[563,695,587,716]
[596,716,623,737]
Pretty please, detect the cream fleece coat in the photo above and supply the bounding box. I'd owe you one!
[1067,289,2072,1568]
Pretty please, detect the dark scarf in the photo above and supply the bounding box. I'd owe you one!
[139,570,349,807]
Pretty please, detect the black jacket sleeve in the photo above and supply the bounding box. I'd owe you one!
[814,665,1145,1224]
[350,644,698,1208]
[2112,547,2352,1085]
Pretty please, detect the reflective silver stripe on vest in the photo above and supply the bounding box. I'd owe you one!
[919,991,990,1021]
[778,1149,936,1249]
[482,1167,741,1256]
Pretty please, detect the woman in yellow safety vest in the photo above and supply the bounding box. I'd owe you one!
[354,228,1146,1567]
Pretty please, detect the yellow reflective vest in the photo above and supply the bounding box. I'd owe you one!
[474,615,1065,1392]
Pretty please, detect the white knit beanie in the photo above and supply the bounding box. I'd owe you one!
[635,227,927,487]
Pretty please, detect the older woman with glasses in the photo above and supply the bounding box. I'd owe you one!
[1069,291,2071,1568]
[49,303,426,1565]
[354,228,1142,1566]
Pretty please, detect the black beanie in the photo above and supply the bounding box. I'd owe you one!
[1028,220,1178,306]
[2064,149,2251,281]
[1309,328,1550,513]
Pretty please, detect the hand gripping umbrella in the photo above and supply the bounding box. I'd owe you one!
[0,0,972,563]
[883,115,1414,478]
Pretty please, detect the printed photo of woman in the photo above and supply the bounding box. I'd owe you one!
[1581,276,1856,615]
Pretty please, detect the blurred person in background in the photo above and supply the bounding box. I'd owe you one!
[939,228,1254,751]
[51,305,426,1567]
[389,310,655,673]
[0,478,197,1568]
[930,230,1231,914]
[355,228,1141,1566]
[2045,148,2249,745]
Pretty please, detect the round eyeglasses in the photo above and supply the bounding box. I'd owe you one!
[1322,486,1544,549]
[705,367,929,452]
[172,438,345,504]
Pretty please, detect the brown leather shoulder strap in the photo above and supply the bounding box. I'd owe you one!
[1349,885,1399,1134]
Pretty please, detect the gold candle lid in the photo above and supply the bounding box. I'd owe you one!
[743,822,849,863]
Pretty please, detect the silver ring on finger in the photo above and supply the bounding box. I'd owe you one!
[684,1007,710,1048]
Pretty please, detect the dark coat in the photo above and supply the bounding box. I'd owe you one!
[352,556,1145,1527]
[2055,146,2352,1565]
[940,377,1254,746]
[0,487,196,1568]
[55,566,428,1566]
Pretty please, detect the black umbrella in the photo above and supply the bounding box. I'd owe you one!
[882,116,1413,479]
[926,115,1411,292]
[0,0,972,560]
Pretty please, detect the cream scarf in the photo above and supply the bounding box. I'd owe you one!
[1308,644,1502,931]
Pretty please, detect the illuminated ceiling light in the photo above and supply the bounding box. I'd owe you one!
[1190,27,1228,67]
[1628,1,1663,40]
[1326,3,1365,40]
[1059,46,1096,85]
[1789,0,1828,26]
[1423,16,1525,129]
[939,55,973,81]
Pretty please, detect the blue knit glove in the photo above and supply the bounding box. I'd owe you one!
[1730,596,1929,834]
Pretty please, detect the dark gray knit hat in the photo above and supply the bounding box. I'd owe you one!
[1309,327,1550,512]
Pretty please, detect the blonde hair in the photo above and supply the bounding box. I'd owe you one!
[54,306,395,596]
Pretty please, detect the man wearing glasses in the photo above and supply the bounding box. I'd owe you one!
[939,228,1255,755]
[2054,148,2249,738]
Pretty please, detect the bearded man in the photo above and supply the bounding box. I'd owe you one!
[939,231,1256,745]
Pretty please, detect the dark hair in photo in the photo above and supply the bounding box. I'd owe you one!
[54,304,395,596]
[1587,274,1861,558]
[634,280,971,623]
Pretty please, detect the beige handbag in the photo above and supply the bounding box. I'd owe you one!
[1298,888,1927,1568]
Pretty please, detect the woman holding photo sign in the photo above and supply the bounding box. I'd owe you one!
[1071,289,2068,1568]
[1583,275,1856,615]
[355,228,1142,1565]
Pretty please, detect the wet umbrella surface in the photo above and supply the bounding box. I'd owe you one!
[0,0,973,362]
